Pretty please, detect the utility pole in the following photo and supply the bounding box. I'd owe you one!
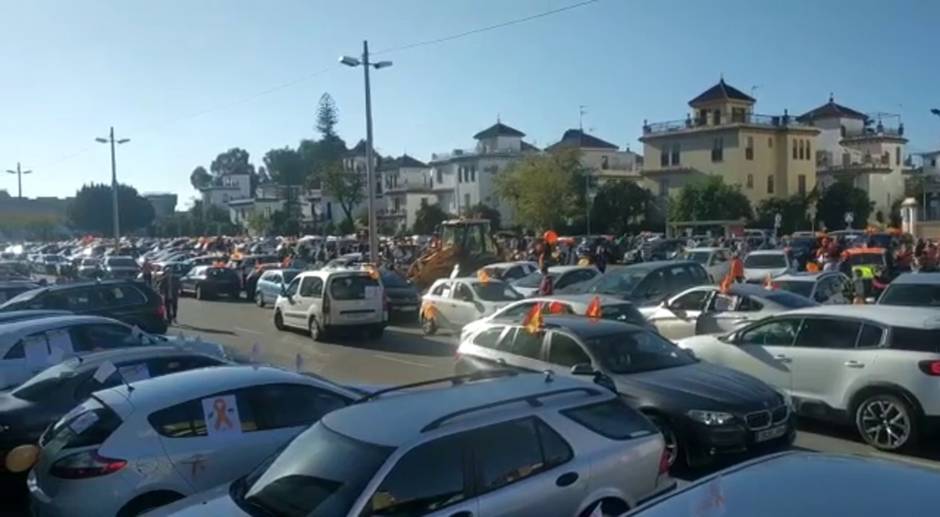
[95,127,130,243]
[5,162,32,199]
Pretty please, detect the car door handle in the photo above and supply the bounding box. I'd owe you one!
[773,354,792,363]
[555,472,579,487]
[844,360,865,368]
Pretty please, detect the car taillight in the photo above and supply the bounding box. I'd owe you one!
[156,298,166,319]
[918,360,940,376]
[50,450,126,479]
[658,447,670,475]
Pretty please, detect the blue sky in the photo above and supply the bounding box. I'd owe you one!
[2,0,939,207]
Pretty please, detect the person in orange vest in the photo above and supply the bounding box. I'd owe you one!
[729,252,745,283]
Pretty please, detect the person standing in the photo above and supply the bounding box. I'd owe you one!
[160,269,181,324]
[141,260,153,286]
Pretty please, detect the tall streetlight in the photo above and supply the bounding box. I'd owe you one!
[95,127,130,243]
[340,41,392,264]
[5,162,32,199]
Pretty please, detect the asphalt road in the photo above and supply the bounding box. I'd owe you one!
[172,296,940,477]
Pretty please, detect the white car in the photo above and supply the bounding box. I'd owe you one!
[877,272,940,308]
[742,249,796,283]
[511,265,599,297]
[0,315,225,389]
[680,247,731,283]
[773,271,852,305]
[641,283,817,340]
[421,277,524,335]
[459,294,649,342]
[28,365,364,517]
[678,305,940,451]
[273,267,387,340]
[478,261,538,282]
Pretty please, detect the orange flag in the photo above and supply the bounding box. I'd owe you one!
[547,301,566,314]
[763,274,776,290]
[522,303,543,334]
[477,269,491,285]
[719,272,734,295]
[585,296,603,319]
[421,302,437,322]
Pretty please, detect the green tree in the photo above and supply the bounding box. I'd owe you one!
[754,195,811,234]
[496,148,587,231]
[316,93,339,137]
[815,181,873,231]
[463,202,501,230]
[322,162,365,226]
[210,148,255,178]
[413,204,451,234]
[67,183,155,235]
[299,93,349,189]
[246,210,272,236]
[590,181,655,234]
[189,166,212,190]
[670,176,752,222]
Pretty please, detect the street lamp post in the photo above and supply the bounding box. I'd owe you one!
[341,41,392,264]
[5,162,32,199]
[95,127,130,243]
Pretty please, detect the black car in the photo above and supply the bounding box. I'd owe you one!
[455,315,794,469]
[0,280,168,334]
[380,269,420,321]
[0,281,40,305]
[0,347,226,492]
[180,265,242,300]
[559,260,710,307]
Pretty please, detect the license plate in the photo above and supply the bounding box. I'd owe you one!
[755,424,786,442]
[397,305,417,311]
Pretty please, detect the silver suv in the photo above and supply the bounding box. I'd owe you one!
[156,371,675,517]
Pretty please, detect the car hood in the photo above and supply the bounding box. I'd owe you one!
[145,483,244,516]
[612,361,780,413]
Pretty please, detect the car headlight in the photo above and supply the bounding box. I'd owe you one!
[778,390,794,410]
[687,410,735,426]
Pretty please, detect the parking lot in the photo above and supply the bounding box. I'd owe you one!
[172,296,940,474]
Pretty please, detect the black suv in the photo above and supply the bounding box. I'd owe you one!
[0,280,167,333]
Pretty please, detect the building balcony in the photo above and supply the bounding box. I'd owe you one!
[816,150,892,176]
[385,182,433,194]
[840,122,906,142]
[642,113,810,137]
[377,208,407,219]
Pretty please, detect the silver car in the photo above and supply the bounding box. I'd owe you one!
[641,283,817,340]
[154,371,675,517]
[28,365,362,517]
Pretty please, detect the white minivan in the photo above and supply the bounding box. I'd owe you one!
[273,268,387,340]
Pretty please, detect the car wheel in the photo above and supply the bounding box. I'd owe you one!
[580,498,629,517]
[422,316,437,336]
[255,291,265,307]
[274,310,285,331]
[309,317,323,341]
[648,415,682,469]
[855,393,919,451]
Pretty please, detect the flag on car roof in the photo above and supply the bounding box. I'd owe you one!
[763,274,777,290]
[522,303,543,334]
[719,272,734,295]
[477,268,491,285]
[547,301,566,314]
[585,296,603,319]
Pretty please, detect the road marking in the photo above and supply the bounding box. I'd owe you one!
[374,353,431,368]
[234,327,263,336]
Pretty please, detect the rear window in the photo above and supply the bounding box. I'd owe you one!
[879,284,940,308]
[472,281,523,302]
[744,254,787,268]
[329,275,379,300]
[601,303,646,326]
[98,286,147,306]
[562,399,656,440]
[774,280,814,299]
[41,398,122,450]
[889,327,940,353]
[765,291,817,308]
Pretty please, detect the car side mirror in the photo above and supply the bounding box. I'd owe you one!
[570,363,594,376]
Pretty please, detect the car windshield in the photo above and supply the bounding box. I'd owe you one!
[744,254,787,268]
[12,359,80,401]
[681,251,712,264]
[590,269,647,296]
[589,330,695,374]
[380,271,409,288]
[600,303,647,326]
[0,288,39,309]
[515,271,556,288]
[329,275,380,300]
[472,281,523,301]
[773,280,814,298]
[239,423,393,517]
[845,253,885,266]
[880,284,940,307]
[107,258,137,267]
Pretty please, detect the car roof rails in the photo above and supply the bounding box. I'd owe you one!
[355,368,519,404]
[420,385,601,433]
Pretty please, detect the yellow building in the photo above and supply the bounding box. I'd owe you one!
[639,79,819,205]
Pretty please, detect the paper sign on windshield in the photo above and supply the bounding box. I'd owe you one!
[118,363,151,383]
[201,394,241,437]
[93,361,118,383]
[23,335,49,369]
[47,330,74,360]
[68,411,99,435]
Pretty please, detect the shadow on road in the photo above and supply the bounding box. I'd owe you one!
[306,327,455,358]
[173,323,237,336]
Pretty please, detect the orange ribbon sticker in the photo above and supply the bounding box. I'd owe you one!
[201,394,241,437]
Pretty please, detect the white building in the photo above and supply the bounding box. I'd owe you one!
[378,155,434,232]
[798,96,908,220]
[545,129,644,186]
[428,121,539,227]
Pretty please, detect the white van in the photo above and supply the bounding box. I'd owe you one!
[273,268,387,340]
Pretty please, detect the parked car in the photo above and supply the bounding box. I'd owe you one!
[478,260,538,282]
[0,347,227,491]
[629,451,940,516]
[102,256,140,280]
[36,254,70,275]
[0,280,168,334]
[456,316,794,468]
[641,283,817,340]
[379,269,420,321]
[460,294,650,342]
[420,277,523,335]
[274,268,387,340]
[27,365,363,517]
[680,247,731,283]
[252,268,301,308]
[242,262,283,301]
[559,261,710,308]
[773,271,852,304]
[180,266,241,300]
[678,305,940,451]
[75,257,102,278]
[0,280,40,305]
[742,250,795,283]
[512,265,600,297]
[155,371,675,517]
[0,310,70,326]
[877,272,940,308]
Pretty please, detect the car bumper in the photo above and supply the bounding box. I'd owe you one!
[680,413,796,467]
[27,470,122,517]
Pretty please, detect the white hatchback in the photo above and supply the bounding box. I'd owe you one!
[28,365,363,517]
[420,277,524,335]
